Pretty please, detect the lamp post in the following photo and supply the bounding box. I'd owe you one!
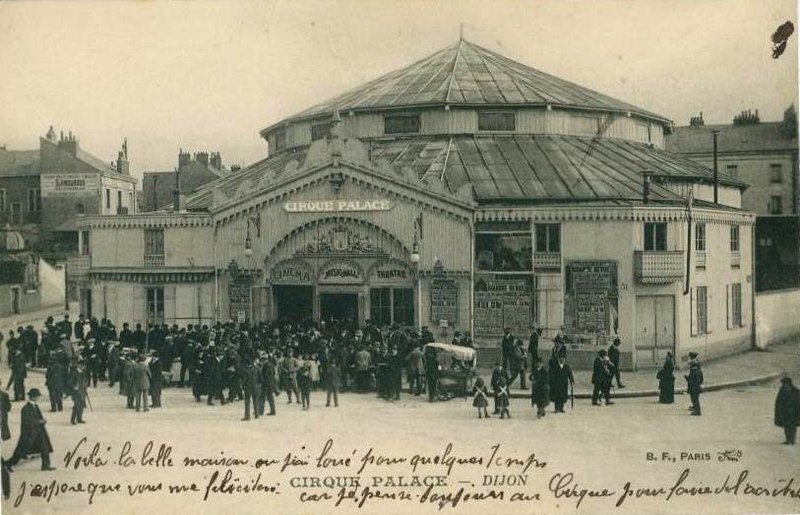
[411,234,421,331]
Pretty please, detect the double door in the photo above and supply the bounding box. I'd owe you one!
[635,295,675,369]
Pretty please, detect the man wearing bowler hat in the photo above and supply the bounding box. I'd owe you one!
[6,388,55,471]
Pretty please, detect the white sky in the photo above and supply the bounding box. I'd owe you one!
[0,0,797,184]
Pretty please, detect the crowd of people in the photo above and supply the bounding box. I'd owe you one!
[0,312,797,500]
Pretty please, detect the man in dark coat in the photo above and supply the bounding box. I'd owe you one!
[45,353,66,412]
[549,354,574,413]
[107,342,121,388]
[424,346,439,402]
[6,389,55,471]
[149,351,163,408]
[258,356,278,416]
[530,357,549,418]
[324,360,341,407]
[500,328,514,371]
[406,345,424,396]
[774,377,800,444]
[608,338,625,388]
[132,323,146,353]
[528,327,541,369]
[240,358,261,421]
[68,360,89,425]
[7,349,27,401]
[119,323,133,348]
[507,339,527,390]
[0,383,10,499]
[591,349,613,406]
[685,353,704,416]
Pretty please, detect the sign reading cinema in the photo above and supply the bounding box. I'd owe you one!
[283,199,394,213]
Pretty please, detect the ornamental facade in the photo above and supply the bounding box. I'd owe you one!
[79,39,754,369]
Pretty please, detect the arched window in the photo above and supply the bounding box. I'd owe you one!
[75,203,85,214]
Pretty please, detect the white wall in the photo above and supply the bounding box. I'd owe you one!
[755,288,800,348]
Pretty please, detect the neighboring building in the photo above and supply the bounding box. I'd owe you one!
[0,226,65,317]
[80,38,755,369]
[666,107,799,216]
[141,150,231,212]
[0,127,139,306]
[667,108,800,292]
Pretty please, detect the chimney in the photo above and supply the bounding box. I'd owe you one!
[642,171,652,204]
[733,109,760,126]
[230,164,242,173]
[173,168,182,212]
[689,112,704,127]
[195,151,209,167]
[178,148,191,169]
[57,130,79,155]
[116,138,129,175]
[209,152,222,170]
[712,130,720,203]
[46,126,57,141]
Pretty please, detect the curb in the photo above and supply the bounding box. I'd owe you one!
[507,372,782,399]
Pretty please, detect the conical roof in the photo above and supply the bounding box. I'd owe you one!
[265,39,669,132]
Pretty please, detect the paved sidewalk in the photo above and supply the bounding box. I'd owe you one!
[477,338,800,399]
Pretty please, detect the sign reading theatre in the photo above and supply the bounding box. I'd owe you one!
[284,199,394,213]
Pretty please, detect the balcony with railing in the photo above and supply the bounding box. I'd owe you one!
[634,250,684,284]
[533,252,561,271]
[695,251,706,269]
[144,254,165,268]
[730,251,741,268]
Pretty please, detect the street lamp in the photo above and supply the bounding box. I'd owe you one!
[411,231,421,331]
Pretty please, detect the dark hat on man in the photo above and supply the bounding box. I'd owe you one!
[688,352,698,359]
[781,377,794,386]
[28,388,42,398]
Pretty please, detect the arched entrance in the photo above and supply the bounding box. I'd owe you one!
[263,218,415,326]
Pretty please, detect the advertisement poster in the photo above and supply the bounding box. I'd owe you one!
[0,2,798,515]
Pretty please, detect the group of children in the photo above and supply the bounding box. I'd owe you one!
[471,357,551,419]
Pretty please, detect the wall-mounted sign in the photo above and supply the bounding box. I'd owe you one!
[318,260,364,284]
[564,260,618,335]
[370,260,411,284]
[284,199,394,213]
[269,259,314,285]
[41,173,100,197]
[430,278,459,326]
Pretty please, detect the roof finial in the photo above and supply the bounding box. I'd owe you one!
[459,23,464,41]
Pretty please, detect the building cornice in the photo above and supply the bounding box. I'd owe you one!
[476,205,755,225]
[78,213,213,229]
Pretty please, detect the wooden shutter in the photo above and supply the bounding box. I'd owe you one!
[690,287,698,336]
[738,284,747,328]
[725,284,732,330]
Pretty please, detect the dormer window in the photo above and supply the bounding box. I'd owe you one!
[273,129,286,151]
[478,111,515,131]
[384,114,420,134]
[311,122,332,141]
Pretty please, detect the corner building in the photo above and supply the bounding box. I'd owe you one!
[81,40,754,369]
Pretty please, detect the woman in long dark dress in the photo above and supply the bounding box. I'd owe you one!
[657,352,675,404]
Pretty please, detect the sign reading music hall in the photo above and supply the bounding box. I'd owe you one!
[283,199,394,213]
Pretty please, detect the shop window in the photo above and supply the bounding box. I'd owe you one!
[535,224,560,253]
[384,114,420,134]
[476,233,532,272]
[370,288,391,326]
[644,222,667,251]
[695,223,706,251]
[311,122,332,141]
[730,226,740,252]
[146,287,165,326]
[769,195,783,215]
[478,111,515,131]
[770,164,783,183]
[392,288,414,326]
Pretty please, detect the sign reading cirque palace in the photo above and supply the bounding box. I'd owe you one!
[283,199,394,213]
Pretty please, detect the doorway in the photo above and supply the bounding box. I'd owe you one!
[635,295,675,369]
[320,293,359,324]
[273,285,313,322]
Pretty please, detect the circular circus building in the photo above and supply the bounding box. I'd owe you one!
[82,39,753,369]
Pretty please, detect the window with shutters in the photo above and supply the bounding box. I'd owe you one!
[694,286,708,335]
[144,229,165,268]
[146,287,165,326]
[728,283,742,328]
[27,189,41,212]
[695,223,706,251]
[769,195,783,215]
[730,226,740,252]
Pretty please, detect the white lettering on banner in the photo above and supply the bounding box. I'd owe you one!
[41,173,101,197]
[283,199,394,213]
